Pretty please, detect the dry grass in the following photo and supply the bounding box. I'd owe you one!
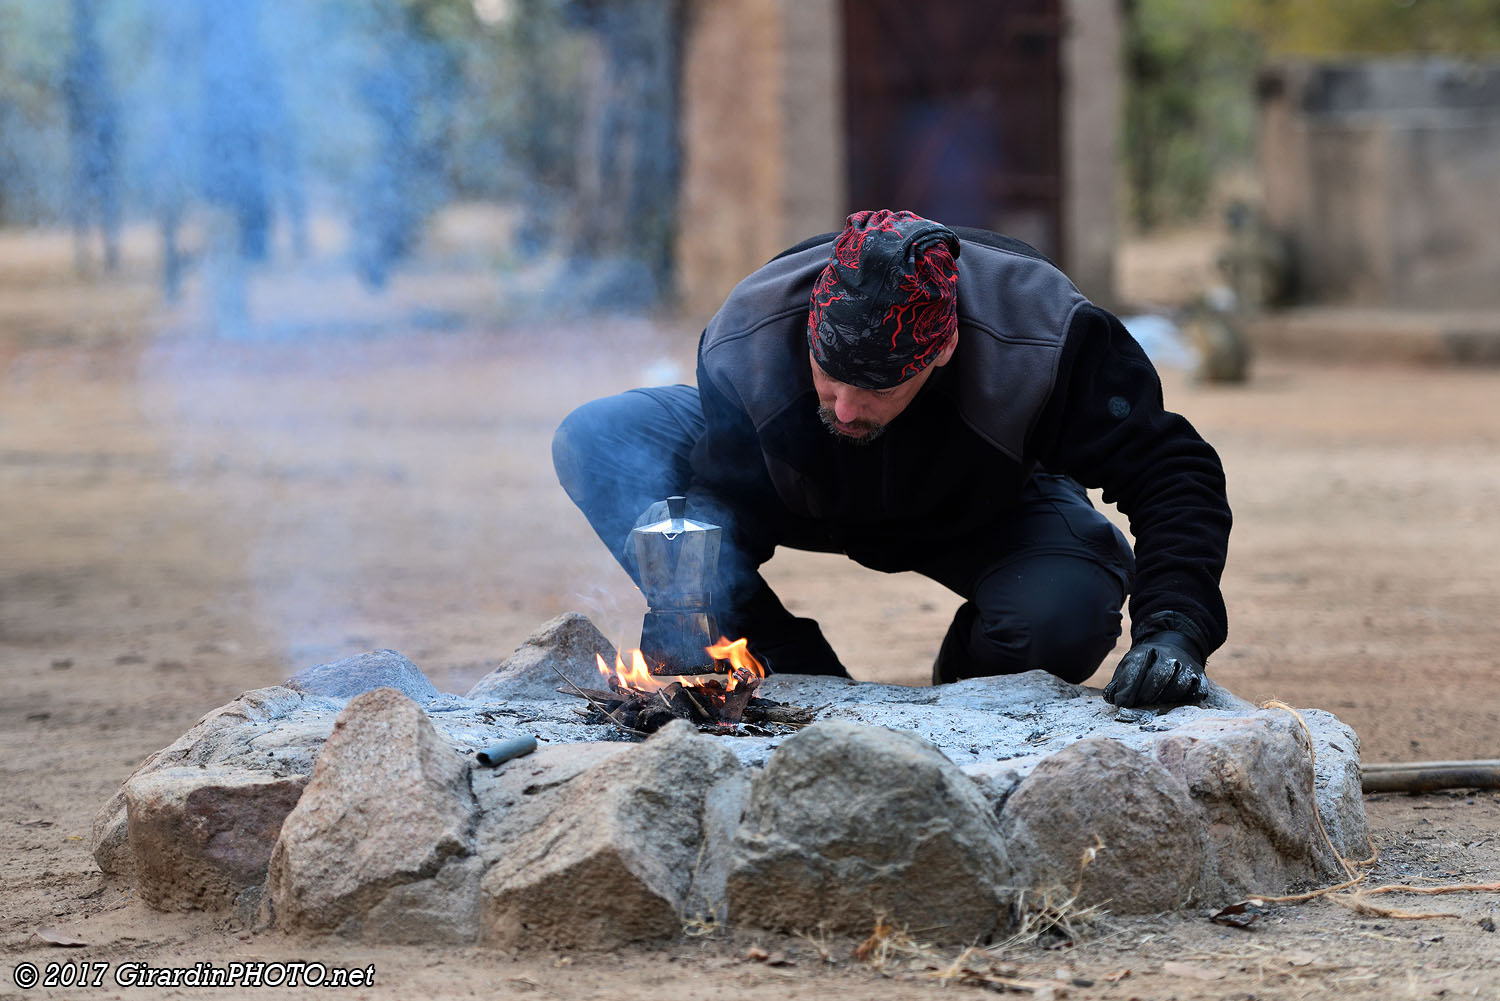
[679,911,723,938]
[792,922,838,964]
[1256,701,1498,920]
[852,921,1072,997]
[848,839,1111,997]
[852,917,937,974]
[1000,884,1109,949]
[997,834,1109,948]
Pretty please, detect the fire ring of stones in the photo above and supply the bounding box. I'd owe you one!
[92,613,1368,947]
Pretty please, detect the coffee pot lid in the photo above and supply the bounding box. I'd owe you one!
[634,495,719,540]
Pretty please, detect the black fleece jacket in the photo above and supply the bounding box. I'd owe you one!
[685,228,1232,655]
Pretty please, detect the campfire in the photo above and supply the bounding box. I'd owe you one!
[557,495,819,735]
[559,638,817,736]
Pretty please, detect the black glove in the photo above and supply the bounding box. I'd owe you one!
[1103,630,1206,707]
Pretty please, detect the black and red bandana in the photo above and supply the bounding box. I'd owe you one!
[807,209,960,390]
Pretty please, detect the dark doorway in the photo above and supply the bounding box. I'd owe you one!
[842,0,1063,260]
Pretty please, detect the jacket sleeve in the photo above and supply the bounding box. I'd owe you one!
[687,338,788,619]
[1028,304,1232,655]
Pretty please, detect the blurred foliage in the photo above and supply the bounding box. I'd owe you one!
[0,0,595,231]
[0,0,71,222]
[452,0,594,239]
[1237,0,1500,56]
[1124,0,1500,231]
[0,0,687,295]
[1123,0,1260,231]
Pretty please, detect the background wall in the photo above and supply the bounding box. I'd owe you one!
[1260,60,1500,308]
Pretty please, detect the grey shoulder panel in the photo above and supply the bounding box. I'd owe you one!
[950,241,1088,460]
[700,241,830,428]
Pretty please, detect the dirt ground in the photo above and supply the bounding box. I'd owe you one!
[2,224,1499,1000]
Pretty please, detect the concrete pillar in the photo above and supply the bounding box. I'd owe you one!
[1060,0,1122,307]
[675,0,845,321]
[779,0,846,250]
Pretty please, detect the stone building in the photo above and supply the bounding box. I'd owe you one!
[1259,59,1500,308]
[673,0,1123,318]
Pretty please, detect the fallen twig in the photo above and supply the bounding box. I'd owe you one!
[1330,895,1460,920]
[674,683,711,721]
[1358,881,1500,897]
[1361,759,1500,794]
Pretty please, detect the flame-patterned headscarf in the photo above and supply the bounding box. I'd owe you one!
[807,209,960,390]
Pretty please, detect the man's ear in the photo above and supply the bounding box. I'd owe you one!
[934,330,959,367]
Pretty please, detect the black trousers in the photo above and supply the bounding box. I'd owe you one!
[553,385,1135,684]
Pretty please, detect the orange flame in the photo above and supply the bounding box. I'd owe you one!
[595,648,662,692]
[593,636,765,694]
[705,636,766,680]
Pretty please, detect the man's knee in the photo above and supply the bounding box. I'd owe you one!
[936,558,1125,685]
[551,400,603,501]
[1003,596,1122,684]
[968,617,1117,685]
[552,387,702,500]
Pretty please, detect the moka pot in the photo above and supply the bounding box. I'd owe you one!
[631,495,724,676]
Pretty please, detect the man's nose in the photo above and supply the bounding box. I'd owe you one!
[832,389,867,423]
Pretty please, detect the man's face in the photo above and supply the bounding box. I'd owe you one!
[808,336,957,443]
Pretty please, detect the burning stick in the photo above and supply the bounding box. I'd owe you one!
[562,679,817,735]
[571,637,819,735]
[546,664,650,738]
[720,673,760,723]
[666,682,711,722]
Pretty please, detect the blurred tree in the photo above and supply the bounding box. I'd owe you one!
[1123,0,1260,230]
[64,0,122,272]
[0,0,70,225]
[460,0,593,252]
[135,0,197,299]
[196,0,276,264]
[350,0,461,288]
[564,0,682,302]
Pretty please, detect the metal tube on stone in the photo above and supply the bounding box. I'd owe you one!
[475,735,538,768]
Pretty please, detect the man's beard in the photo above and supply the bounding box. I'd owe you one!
[818,405,886,444]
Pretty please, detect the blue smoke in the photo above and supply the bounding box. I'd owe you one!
[0,0,464,306]
[2,0,686,672]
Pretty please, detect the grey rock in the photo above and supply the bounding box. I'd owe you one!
[92,614,1373,946]
[91,803,132,878]
[476,721,748,949]
[124,766,308,911]
[358,855,485,946]
[267,688,477,940]
[91,686,338,878]
[1300,709,1370,860]
[286,649,440,704]
[754,673,1362,860]
[728,720,1012,941]
[466,612,617,702]
[998,739,1205,913]
[1152,713,1347,900]
[1198,677,1257,712]
[962,758,1042,816]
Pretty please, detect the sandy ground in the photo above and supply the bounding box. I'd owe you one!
[2,225,1499,999]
